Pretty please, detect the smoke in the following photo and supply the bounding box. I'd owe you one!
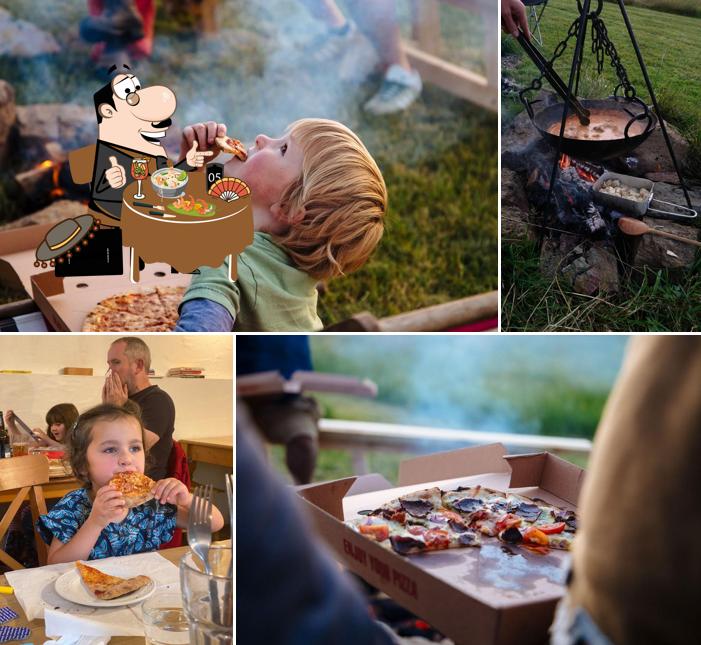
[311,336,629,438]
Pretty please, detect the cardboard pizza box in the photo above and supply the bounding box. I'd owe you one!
[297,443,585,645]
[0,223,190,331]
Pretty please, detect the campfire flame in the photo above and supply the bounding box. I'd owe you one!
[34,159,65,199]
[559,155,598,184]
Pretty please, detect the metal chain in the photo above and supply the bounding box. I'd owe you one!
[520,17,581,102]
[590,15,637,100]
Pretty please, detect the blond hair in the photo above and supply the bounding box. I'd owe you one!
[112,337,151,372]
[273,118,387,281]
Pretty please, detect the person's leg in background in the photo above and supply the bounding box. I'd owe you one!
[297,0,360,64]
[345,0,422,114]
[245,395,321,485]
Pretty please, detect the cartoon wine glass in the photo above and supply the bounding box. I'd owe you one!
[131,158,148,200]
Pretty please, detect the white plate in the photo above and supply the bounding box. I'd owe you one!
[54,567,155,607]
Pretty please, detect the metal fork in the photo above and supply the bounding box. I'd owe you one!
[189,484,222,628]
[187,484,213,575]
[223,473,234,628]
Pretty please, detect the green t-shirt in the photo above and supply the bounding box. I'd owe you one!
[181,232,323,332]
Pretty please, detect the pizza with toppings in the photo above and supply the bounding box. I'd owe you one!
[215,136,248,161]
[76,561,152,600]
[349,484,577,555]
[109,471,155,508]
[82,286,185,332]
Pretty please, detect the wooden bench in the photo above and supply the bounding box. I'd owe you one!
[406,0,498,111]
[324,290,498,332]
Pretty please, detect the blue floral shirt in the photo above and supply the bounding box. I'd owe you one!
[37,488,177,560]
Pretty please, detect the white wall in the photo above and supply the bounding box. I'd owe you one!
[0,334,233,440]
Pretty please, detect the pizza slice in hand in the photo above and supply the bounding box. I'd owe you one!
[109,471,156,508]
[215,136,248,161]
[76,561,152,600]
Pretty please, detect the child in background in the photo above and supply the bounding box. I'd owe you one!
[4,403,78,449]
[37,402,224,564]
[174,118,387,332]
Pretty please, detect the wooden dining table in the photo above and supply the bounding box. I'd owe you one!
[0,545,191,643]
[179,435,233,480]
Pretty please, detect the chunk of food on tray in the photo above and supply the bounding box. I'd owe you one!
[348,484,577,555]
[76,561,152,600]
[168,194,216,217]
[82,286,185,332]
[599,178,650,202]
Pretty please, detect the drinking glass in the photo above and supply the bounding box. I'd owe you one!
[180,545,233,645]
[131,158,148,200]
[11,441,28,457]
[142,591,189,645]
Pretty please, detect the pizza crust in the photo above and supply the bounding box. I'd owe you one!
[76,561,152,600]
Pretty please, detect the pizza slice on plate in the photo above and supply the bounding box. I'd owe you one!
[76,561,151,600]
[109,471,156,508]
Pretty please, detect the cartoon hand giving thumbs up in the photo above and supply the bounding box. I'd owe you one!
[186,140,214,168]
[105,156,126,189]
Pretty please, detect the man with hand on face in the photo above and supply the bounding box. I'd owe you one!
[102,336,175,480]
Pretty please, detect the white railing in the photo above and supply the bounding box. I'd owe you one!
[318,418,593,475]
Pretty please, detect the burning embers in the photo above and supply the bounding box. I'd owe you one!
[528,156,607,237]
[559,155,602,184]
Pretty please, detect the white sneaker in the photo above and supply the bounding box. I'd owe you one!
[364,64,423,115]
[305,21,358,64]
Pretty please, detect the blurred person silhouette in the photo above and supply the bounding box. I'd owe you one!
[237,335,320,484]
[81,0,154,69]
[237,404,397,645]
[299,0,422,115]
[501,0,529,39]
[4,403,78,449]
[551,336,701,645]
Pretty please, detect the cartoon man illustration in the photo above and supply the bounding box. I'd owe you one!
[40,64,215,277]
[90,64,211,220]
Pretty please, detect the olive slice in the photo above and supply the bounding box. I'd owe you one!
[390,535,426,555]
[399,499,433,518]
[453,498,483,514]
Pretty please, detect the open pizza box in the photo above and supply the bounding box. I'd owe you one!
[0,223,190,331]
[297,443,586,645]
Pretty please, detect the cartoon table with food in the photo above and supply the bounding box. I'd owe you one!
[43,66,253,283]
[121,162,253,282]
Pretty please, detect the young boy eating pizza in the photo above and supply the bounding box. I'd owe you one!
[174,118,387,332]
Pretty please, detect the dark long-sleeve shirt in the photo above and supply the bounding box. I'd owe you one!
[237,413,396,645]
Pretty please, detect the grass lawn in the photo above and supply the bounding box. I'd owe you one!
[502,0,701,331]
[0,0,498,324]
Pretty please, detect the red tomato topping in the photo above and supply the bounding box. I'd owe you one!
[407,525,427,536]
[424,529,450,550]
[389,511,406,524]
[359,523,389,542]
[537,522,566,535]
[495,513,523,533]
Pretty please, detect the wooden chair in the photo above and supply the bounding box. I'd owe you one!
[0,455,50,570]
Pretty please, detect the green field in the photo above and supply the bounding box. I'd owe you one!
[502,0,701,332]
[0,0,497,324]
